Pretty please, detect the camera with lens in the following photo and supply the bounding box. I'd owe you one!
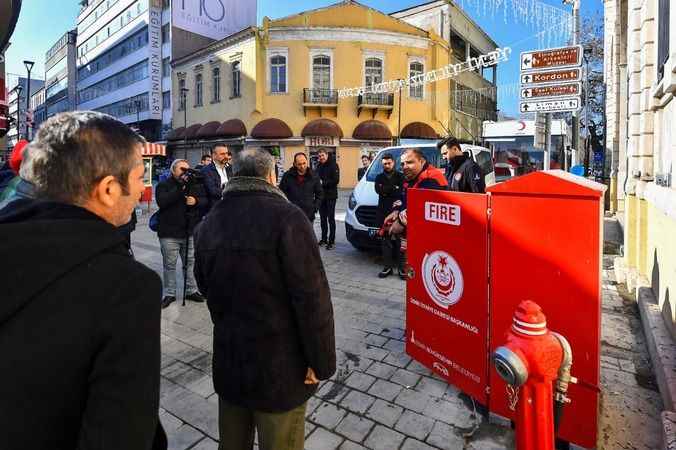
[181,168,204,184]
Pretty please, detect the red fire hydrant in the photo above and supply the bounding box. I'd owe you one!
[492,301,574,450]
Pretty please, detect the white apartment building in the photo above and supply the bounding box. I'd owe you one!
[75,0,172,141]
[44,30,78,121]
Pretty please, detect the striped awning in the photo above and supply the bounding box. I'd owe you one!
[143,142,166,156]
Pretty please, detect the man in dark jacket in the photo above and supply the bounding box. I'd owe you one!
[316,148,340,249]
[156,159,207,308]
[374,153,405,278]
[201,144,233,213]
[194,148,335,450]
[279,152,323,222]
[438,136,486,193]
[0,111,166,450]
[194,153,212,171]
[357,154,371,180]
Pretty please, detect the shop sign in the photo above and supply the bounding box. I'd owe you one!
[305,136,339,147]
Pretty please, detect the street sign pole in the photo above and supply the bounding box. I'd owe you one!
[544,110,551,171]
[567,0,581,170]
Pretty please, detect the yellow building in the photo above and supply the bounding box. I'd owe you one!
[605,0,676,339]
[169,0,498,188]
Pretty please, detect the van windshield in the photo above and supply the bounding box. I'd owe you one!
[365,147,441,182]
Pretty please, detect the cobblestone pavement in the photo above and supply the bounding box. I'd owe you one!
[130,193,662,450]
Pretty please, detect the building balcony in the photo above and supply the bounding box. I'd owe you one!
[357,92,394,118]
[302,88,338,116]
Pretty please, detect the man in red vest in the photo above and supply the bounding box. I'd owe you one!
[386,148,448,276]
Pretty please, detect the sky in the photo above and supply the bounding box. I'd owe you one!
[5,0,603,117]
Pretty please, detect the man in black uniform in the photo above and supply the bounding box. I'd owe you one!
[316,148,340,250]
[374,153,405,278]
[438,137,486,193]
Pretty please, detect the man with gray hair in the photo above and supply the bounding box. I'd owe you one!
[0,112,166,450]
[194,148,336,450]
[155,158,206,308]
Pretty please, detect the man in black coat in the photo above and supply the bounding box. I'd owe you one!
[438,136,486,193]
[357,154,371,180]
[316,148,340,249]
[194,148,335,450]
[374,153,405,278]
[0,111,166,450]
[201,144,233,213]
[156,159,207,308]
[279,152,323,222]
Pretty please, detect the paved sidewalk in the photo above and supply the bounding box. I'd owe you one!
[130,197,662,450]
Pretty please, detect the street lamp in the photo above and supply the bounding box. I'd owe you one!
[23,60,35,140]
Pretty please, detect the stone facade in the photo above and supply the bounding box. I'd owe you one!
[605,0,676,336]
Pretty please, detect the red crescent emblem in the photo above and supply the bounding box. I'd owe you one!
[431,256,455,296]
[518,121,526,130]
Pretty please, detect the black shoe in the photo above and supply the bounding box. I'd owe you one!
[379,267,393,278]
[398,270,407,280]
[161,296,176,309]
[318,239,327,247]
[185,292,206,303]
[326,242,335,250]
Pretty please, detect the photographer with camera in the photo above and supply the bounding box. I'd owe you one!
[156,159,207,308]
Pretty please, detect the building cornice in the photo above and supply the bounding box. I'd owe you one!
[172,28,258,68]
[268,27,430,50]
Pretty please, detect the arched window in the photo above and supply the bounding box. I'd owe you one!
[270,55,287,93]
[212,67,221,102]
[195,73,203,106]
[232,61,241,98]
[409,61,424,99]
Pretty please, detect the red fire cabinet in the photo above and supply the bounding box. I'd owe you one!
[405,171,605,449]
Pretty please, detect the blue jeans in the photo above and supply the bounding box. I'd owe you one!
[159,237,198,297]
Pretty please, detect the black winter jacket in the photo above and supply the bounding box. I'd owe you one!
[202,162,233,213]
[194,177,336,412]
[279,167,323,221]
[155,176,206,238]
[0,200,165,450]
[445,154,486,193]
[374,169,405,226]
[317,158,340,201]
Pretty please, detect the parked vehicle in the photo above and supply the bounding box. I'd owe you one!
[345,143,495,250]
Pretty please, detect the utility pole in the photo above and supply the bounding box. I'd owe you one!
[397,80,403,146]
[564,0,581,167]
[544,114,551,170]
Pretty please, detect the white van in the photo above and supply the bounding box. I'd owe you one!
[345,143,495,250]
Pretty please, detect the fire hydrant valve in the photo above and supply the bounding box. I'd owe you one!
[492,300,572,450]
